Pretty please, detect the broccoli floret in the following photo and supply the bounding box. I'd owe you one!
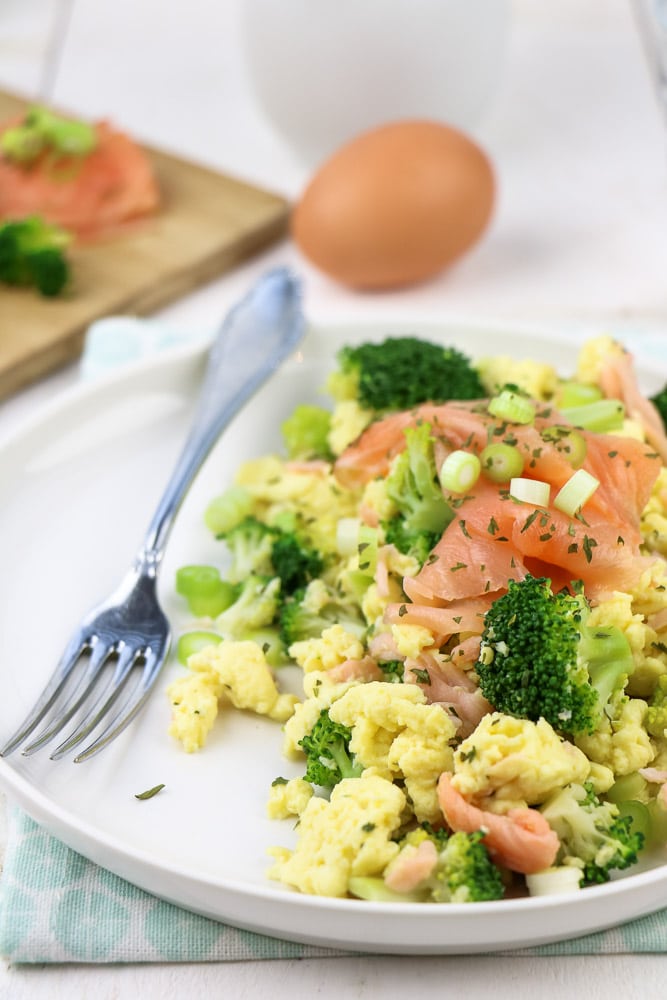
[540,782,644,884]
[220,516,277,582]
[220,516,324,594]
[216,574,281,636]
[431,830,505,903]
[383,518,441,568]
[298,708,363,788]
[281,404,333,460]
[476,576,633,736]
[269,533,324,595]
[279,583,366,647]
[646,674,667,739]
[650,385,667,432]
[348,827,504,903]
[382,422,453,565]
[331,336,485,412]
[0,217,71,297]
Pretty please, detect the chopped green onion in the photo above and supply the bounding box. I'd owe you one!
[348,876,426,903]
[337,517,363,557]
[607,772,649,804]
[439,450,481,494]
[2,106,97,165]
[509,478,550,506]
[561,399,625,433]
[488,388,535,425]
[525,866,582,897]
[556,381,603,408]
[175,565,238,617]
[237,627,286,667]
[343,569,375,601]
[26,106,97,157]
[553,469,600,516]
[542,427,587,468]
[480,443,524,483]
[204,486,253,536]
[176,630,222,665]
[0,124,45,163]
[647,797,667,848]
[615,800,651,841]
[336,518,378,573]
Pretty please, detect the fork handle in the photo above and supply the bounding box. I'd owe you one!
[135,268,304,575]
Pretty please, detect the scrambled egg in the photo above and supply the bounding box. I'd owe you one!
[359,548,421,627]
[289,624,364,674]
[476,355,557,400]
[328,399,374,456]
[390,623,434,659]
[360,478,397,524]
[168,641,299,753]
[641,467,667,557]
[282,670,358,758]
[235,455,359,554]
[328,681,456,823]
[576,334,624,385]
[268,774,405,897]
[266,778,314,820]
[575,698,655,776]
[451,713,590,810]
[167,669,221,754]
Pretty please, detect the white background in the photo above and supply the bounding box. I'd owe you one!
[1,0,667,995]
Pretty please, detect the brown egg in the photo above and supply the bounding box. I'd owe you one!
[291,120,495,290]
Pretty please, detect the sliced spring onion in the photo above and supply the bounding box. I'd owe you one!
[336,516,362,557]
[525,866,583,897]
[176,630,223,665]
[561,399,625,433]
[615,800,651,841]
[606,772,649,805]
[439,450,481,494]
[541,426,588,468]
[480,443,524,483]
[348,876,427,903]
[336,518,378,573]
[553,469,600,516]
[509,477,550,506]
[488,388,535,425]
[175,565,238,618]
[237,627,286,668]
[647,797,667,848]
[204,485,253,536]
[556,380,603,408]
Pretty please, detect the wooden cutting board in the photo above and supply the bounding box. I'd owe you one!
[0,90,291,399]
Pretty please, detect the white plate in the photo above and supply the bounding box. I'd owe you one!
[2,321,667,956]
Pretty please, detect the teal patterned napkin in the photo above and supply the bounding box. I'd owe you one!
[3,807,667,963]
[2,317,667,964]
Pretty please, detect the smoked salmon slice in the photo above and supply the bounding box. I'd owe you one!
[437,772,560,875]
[335,396,662,605]
[0,120,160,239]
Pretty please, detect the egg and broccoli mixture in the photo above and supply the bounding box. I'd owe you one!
[167,334,667,903]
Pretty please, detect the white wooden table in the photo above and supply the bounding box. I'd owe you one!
[1,1,667,995]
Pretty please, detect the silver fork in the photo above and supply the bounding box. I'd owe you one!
[0,267,305,763]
